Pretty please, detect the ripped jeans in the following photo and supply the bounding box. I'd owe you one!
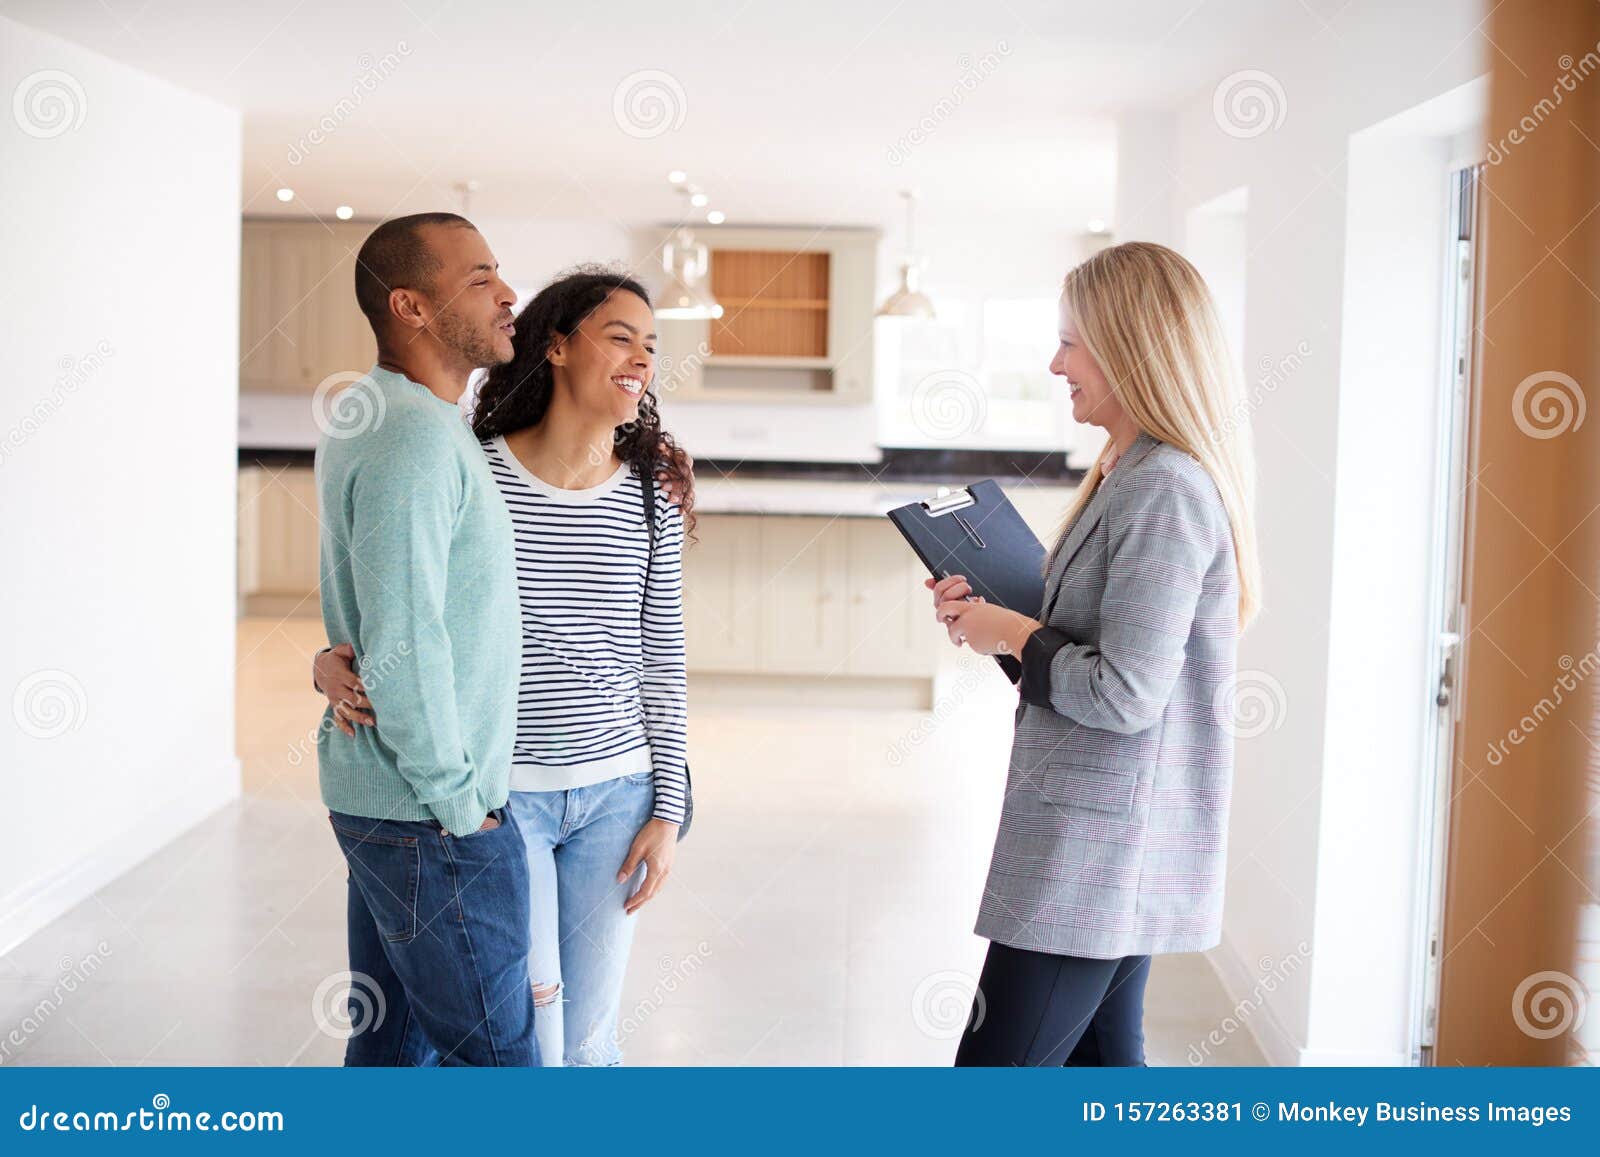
[505,772,654,1067]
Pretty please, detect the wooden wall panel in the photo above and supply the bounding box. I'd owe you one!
[1435,0,1600,1065]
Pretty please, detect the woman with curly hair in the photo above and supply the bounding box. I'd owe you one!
[317,266,695,1066]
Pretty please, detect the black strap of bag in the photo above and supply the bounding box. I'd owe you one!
[638,465,694,841]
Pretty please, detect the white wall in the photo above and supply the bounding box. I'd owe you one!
[1184,187,1249,376]
[1114,0,1486,1064]
[0,16,242,954]
[1311,79,1485,1065]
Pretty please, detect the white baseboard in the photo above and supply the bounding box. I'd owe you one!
[1204,932,1306,1067]
[0,756,242,959]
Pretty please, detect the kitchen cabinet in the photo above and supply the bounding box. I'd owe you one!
[757,516,850,675]
[234,481,946,686]
[843,520,936,677]
[238,466,321,616]
[239,220,375,393]
[682,514,939,681]
[680,514,764,671]
[650,226,878,405]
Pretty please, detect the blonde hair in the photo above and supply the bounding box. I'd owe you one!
[1055,241,1261,628]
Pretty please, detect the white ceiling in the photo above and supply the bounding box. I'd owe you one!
[3,0,1347,232]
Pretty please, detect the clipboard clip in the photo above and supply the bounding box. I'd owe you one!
[922,487,976,516]
[922,487,986,549]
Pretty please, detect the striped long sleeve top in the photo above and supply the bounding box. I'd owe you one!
[480,436,689,824]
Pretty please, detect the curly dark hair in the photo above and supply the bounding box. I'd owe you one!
[471,266,696,537]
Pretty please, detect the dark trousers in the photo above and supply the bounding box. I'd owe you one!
[954,941,1151,1066]
[329,807,537,1067]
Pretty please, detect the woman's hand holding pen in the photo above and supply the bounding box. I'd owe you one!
[926,575,1042,657]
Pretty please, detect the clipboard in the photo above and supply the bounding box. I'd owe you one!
[887,479,1046,617]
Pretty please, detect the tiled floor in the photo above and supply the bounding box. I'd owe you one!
[0,618,1263,1067]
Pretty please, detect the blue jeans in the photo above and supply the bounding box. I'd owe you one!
[329,807,537,1066]
[507,772,655,1066]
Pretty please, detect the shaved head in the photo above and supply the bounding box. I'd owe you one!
[354,212,476,332]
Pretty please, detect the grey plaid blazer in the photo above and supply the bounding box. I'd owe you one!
[975,432,1239,959]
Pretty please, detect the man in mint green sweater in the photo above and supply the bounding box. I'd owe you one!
[315,213,534,1066]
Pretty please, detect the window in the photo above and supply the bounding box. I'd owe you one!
[878,290,1080,453]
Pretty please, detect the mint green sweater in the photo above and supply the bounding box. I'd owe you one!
[314,366,517,837]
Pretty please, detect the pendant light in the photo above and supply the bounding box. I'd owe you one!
[657,184,724,319]
[877,189,936,319]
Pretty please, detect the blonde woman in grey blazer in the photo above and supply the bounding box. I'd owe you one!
[930,242,1261,1066]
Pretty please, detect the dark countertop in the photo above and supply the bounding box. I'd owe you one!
[240,445,1086,486]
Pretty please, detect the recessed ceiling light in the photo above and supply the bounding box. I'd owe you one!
[1086,218,1107,234]
[689,192,708,207]
[275,187,294,202]
[667,169,687,184]
[335,205,354,220]
[706,210,725,225]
